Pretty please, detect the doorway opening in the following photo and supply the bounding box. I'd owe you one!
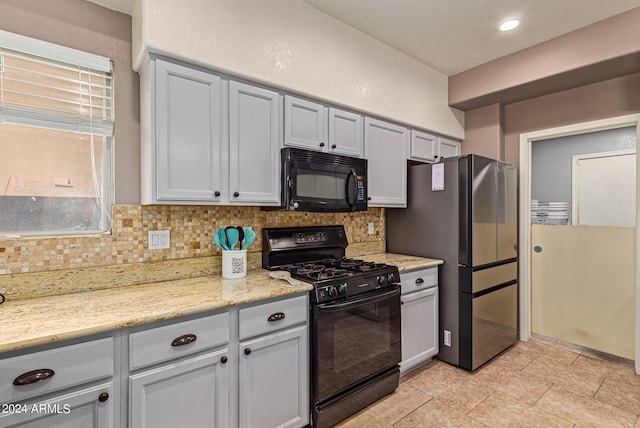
[519,114,640,374]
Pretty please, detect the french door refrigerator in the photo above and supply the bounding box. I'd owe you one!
[386,154,518,371]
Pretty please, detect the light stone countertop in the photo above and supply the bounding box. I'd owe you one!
[0,253,441,354]
[0,270,312,354]
[361,253,443,272]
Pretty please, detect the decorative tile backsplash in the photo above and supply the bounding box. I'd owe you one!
[0,205,385,299]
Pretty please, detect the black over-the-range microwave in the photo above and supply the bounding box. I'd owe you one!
[281,147,368,212]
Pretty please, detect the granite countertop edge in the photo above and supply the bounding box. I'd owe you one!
[0,253,442,354]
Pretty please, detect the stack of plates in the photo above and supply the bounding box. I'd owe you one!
[531,200,569,225]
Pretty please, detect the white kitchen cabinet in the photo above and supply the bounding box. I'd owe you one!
[238,294,309,428]
[141,56,282,206]
[409,130,461,163]
[437,136,461,160]
[284,96,326,152]
[0,382,114,428]
[127,311,230,427]
[400,268,439,375]
[129,350,230,428]
[410,130,438,162]
[229,81,282,205]
[125,293,308,428]
[239,326,309,428]
[328,107,363,157]
[284,95,364,157]
[364,117,409,207]
[0,336,117,428]
[142,57,223,204]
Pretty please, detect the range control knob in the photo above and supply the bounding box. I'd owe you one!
[378,275,388,286]
[338,284,348,296]
[327,287,337,298]
[387,273,396,284]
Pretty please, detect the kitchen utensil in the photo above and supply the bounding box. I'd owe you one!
[269,270,302,286]
[215,228,229,250]
[241,227,256,250]
[225,227,240,250]
[236,226,245,250]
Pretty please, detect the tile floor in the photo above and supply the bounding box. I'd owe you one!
[335,336,640,427]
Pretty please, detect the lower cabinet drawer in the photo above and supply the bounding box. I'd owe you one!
[400,267,438,295]
[239,294,308,340]
[129,312,229,371]
[0,338,114,404]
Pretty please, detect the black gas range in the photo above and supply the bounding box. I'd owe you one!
[262,225,400,303]
[263,225,401,428]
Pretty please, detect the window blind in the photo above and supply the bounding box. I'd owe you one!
[0,32,113,136]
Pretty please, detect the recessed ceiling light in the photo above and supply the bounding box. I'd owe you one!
[499,18,520,32]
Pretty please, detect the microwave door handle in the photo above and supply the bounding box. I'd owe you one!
[346,169,357,210]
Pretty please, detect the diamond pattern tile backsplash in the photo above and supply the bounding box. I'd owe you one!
[0,205,385,275]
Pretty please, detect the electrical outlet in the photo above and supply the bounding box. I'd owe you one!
[444,330,452,347]
[148,230,170,250]
[367,222,374,235]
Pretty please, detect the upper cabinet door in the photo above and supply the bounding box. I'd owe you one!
[229,81,282,206]
[437,137,461,160]
[364,117,409,207]
[328,107,363,157]
[155,59,222,202]
[410,130,438,162]
[284,95,327,152]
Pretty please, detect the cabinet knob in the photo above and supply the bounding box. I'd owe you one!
[233,192,240,197]
[367,197,372,201]
[244,348,252,356]
[171,334,197,347]
[98,392,109,403]
[214,191,221,197]
[319,142,325,147]
[331,144,337,149]
[221,356,228,364]
[13,369,55,386]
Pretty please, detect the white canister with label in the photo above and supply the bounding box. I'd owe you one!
[222,249,247,279]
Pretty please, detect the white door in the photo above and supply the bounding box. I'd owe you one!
[239,326,309,428]
[229,81,282,205]
[155,59,222,202]
[0,383,113,428]
[572,150,636,226]
[129,350,229,428]
[364,117,409,207]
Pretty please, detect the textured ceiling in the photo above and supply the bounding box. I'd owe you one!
[88,0,640,75]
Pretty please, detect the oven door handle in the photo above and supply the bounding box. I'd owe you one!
[318,286,400,311]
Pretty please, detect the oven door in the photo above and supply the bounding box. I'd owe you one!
[312,285,401,404]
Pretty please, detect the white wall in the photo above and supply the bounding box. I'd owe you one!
[132,0,464,139]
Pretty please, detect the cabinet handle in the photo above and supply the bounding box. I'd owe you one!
[331,144,337,149]
[98,392,109,403]
[171,334,197,347]
[319,142,325,147]
[367,197,372,201]
[233,192,240,197]
[221,356,228,364]
[244,348,252,356]
[13,369,55,386]
[415,278,424,285]
[214,191,221,197]
[267,312,286,322]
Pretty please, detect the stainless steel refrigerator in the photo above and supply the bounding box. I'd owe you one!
[386,154,518,371]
